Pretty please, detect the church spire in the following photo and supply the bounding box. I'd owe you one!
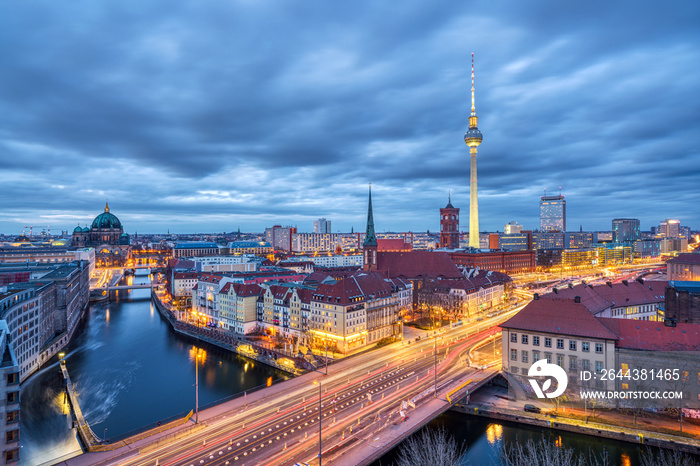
[363,184,378,247]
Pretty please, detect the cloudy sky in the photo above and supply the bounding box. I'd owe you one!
[1,1,698,235]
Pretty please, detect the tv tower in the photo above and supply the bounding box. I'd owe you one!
[464,53,483,249]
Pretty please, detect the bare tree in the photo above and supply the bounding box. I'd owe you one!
[640,447,700,466]
[500,436,609,466]
[394,426,466,466]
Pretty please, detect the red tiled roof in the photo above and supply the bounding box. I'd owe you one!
[173,271,200,280]
[500,298,619,340]
[377,238,412,251]
[233,283,263,297]
[198,274,225,284]
[548,280,666,314]
[422,270,510,294]
[376,251,462,280]
[313,271,393,306]
[667,253,700,265]
[294,287,314,304]
[267,284,292,300]
[304,271,334,283]
[598,318,700,351]
[388,277,411,290]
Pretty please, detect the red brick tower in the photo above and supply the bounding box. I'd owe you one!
[440,193,460,249]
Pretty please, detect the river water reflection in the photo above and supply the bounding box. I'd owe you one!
[372,411,662,466]
[20,271,288,465]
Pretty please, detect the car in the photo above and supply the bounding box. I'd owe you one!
[524,404,541,413]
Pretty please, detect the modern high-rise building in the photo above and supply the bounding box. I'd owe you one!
[464,53,483,249]
[612,218,640,243]
[658,219,681,238]
[439,195,460,249]
[539,193,566,232]
[313,218,331,234]
[264,225,297,252]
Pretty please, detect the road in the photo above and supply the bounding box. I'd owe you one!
[100,311,515,466]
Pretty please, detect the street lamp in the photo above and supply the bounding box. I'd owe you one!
[313,380,322,466]
[58,352,65,364]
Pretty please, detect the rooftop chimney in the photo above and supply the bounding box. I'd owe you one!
[574,296,581,303]
[622,280,628,286]
[533,293,539,300]
[606,281,613,288]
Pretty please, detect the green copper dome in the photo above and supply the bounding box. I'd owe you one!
[73,225,83,233]
[91,201,122,230]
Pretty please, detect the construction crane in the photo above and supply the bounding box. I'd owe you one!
[23,225,51,237]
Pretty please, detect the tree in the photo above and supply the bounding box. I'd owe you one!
[394,426,466,466]
[640,447,700,466]
[500,436,609,466]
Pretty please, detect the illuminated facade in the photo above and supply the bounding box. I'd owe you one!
[539,194,566,232]
[464,53,484,249]
[71,202,131,267]
[439,195,460,249]
[658,219,681,238]
[309,271,401,353]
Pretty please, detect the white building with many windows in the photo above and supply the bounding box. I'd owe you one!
[500,297,617,392]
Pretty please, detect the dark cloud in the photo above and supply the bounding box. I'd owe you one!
[1,0,699,234]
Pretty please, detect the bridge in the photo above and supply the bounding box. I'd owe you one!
[57,308,519,466]
[92,283,164,291]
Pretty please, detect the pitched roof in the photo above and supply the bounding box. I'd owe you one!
[233,283,263,297]
[294,287,314,304]
[500,298,619,341]
[377,238,412,251]
[597,318,700,351]
[376,251,462,280]
[546,280,666,314]
[220,282,263,296]
[198,273,225,284]
[312,271,393,306]
[667,253,700,265]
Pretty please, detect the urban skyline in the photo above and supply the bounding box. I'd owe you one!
[1,2,699,234]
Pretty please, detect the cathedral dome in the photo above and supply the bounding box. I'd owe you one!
[91,202,122,230]
[73,225,83,233]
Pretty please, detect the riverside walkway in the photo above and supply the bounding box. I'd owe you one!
[59,361,102,450]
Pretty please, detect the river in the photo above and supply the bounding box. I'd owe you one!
[19,271,679,466]
[19,271,289,466]
[370,411,655,466]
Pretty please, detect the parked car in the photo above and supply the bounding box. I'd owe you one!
[524,404,541,413]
